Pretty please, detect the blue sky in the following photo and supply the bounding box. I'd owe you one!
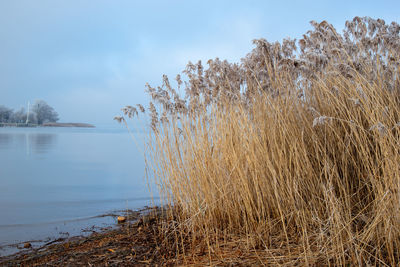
[1,0,399,124]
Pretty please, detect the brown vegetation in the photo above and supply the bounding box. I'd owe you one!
[117,17,400,266]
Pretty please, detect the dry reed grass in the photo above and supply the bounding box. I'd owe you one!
[118,16,400,266]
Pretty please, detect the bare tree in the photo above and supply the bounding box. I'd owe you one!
[0,105,13,123]
[31,100,59,124]
[10,107,27,123]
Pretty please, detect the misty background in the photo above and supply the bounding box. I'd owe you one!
[1,0,399,125]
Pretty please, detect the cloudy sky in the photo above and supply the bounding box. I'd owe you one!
[1,0,399,124]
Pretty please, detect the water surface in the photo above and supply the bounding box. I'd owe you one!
[0,125,155,256]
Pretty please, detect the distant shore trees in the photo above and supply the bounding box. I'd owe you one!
[0,100,59,124]
[31,100,59,124]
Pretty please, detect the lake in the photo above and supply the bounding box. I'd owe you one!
[0,125,156,256]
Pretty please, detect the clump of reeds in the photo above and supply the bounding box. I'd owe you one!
[119,16,400,265]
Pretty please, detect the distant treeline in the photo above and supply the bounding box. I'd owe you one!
[0,100,59,124]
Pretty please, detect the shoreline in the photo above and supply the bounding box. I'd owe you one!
[0,122,95,128]
[0,207,170,266]
[42,123,95,128]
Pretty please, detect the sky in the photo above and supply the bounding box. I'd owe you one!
[0,0,399,125]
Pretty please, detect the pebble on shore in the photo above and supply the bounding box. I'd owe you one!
[117,216,126,224]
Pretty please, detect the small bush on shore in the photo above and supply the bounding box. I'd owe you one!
[120,16,400,265]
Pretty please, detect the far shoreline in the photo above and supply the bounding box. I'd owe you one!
[0,122,95,128]
[42,122,96,128]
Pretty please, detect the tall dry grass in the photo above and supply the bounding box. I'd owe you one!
[118,17,400,265]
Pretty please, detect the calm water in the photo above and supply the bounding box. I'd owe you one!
[0,125,155,256]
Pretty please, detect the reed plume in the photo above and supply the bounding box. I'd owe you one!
[120,16,400,265]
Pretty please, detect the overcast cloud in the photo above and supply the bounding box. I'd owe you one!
[1,0,399,124]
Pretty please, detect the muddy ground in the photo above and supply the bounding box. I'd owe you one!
[0,207,178,266]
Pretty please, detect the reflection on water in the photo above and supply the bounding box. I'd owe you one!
[0,133,56,154]
[0,133,12,146]
[0,127,155,257]
[29,133,57,154]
